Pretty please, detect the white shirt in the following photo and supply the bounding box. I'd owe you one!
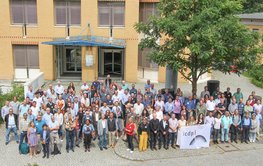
[155,100,165,111]
[81,97,90,107]
[102,120,106,129]
[214,118,221,129]
[253,104,262,113]
[134,103,144,115]
[49,120,59,133]
[31,106,40,117]
[206,100,216,111]
[43,113,53,125]
[8,115,15,127]
[33,97,43,108]
[156,110,163,121]
[81,84,89,91]
[169,118,178,133]
[55,85,64,95]
[205,116,215,127]
[55,113,64,126]
[112,94,121,103]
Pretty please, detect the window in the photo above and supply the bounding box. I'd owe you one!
[10,0,37,24]
[139,2,159,23]
[55,0,81,25]
[138,48,158,69]
[13,45,39,69]
[98,1,125,27]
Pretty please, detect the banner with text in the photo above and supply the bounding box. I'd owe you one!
[179,124,211,149]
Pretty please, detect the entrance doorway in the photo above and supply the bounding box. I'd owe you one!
[99,48,124,78]
[56,46,82,78]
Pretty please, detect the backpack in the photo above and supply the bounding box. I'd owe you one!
[53,143,60,155]
[20,143,29,154]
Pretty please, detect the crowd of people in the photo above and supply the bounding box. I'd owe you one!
[1,75,263,158]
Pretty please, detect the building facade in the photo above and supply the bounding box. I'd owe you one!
[0,0,214,84]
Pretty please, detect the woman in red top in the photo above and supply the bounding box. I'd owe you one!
[125,117,135,153]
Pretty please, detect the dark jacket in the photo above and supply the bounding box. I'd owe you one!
[5,114,18,129]
[107,118,117,132]
[138,122,150,135]
[159,120,169,134]
[40,130,51,144]
[149,119,159,133]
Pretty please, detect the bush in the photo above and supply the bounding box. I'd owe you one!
[244,64,263,88]
[0,83,24,124]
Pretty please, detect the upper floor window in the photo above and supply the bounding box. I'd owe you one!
[98,1,125,27]
[10,0,37,25]
[139,2,159,23]
[55,0,81,26]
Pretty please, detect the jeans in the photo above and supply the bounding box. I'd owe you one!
[127,135,134,151]
[58,125,63,138]
[6,127,19,143]
[19,131,28,152]
[84,134,91,150]
[221,128,229,142]
[99,128,107,148]
[249,132,256,142]
[213,129,220,141]
[42,143,50,157]
[230,125,239,141]
[242,126,250,142]
[169,132,177,146]
[66,130,75,150]
[75,129,81,146]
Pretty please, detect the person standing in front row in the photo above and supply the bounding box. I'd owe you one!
[221,111,232,143]
[40,124,50,159]
[241,112,251,144]
[98,114,108,151]
[138,117,149,152]
[19,113,29,154]
[149,113,159,151]
[125,117,135,153]
[213,113,221,144]
[82,119,94,152]
[5,108,19,145]
[159,115,169,150]
[49,116,61,155]
[27,121,38,158]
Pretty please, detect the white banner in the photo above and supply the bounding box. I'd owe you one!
[178,124,211,149]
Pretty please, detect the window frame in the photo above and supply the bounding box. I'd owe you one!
[54,0,81,26]
[98,1,125,27]
[10,0,38,25]
[13,45,39,69]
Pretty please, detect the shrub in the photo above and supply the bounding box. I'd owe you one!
[244,64,263,89]
[0,83,24,124]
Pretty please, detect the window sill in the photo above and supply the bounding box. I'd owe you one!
[54,25,82,28]
[10,24,38,28]
[98,26,125,29]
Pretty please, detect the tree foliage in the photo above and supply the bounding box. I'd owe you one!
[135,0,263,95]
[241,0,263,13]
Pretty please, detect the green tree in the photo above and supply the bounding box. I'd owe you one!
[242,0,263,13]
[135,0,262,95]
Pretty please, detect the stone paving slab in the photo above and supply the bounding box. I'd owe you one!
[114,139,263,161]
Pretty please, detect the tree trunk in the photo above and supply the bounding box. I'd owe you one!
[192,77,198,96]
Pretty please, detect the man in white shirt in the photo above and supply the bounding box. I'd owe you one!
[5,108,19,145]
[49,116,61,154]
[206,96,216,114]
[31,101,40,117]
[112,91,121,103]
[81,81,89,92]
[156,106,163,121]
[168,113,178,148]
[33,93,43,109]
[154,95,165,111]
[46,84,53,98]
[81,93,90,108]
[134,99,144,116]
[55,81,64,96]
[205,111,215,135]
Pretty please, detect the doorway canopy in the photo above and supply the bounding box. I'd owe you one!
[42,36,126,48]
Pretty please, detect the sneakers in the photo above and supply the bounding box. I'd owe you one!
[126,148,130,151]
[130,151,133,154]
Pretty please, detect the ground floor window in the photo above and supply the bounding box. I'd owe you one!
[138,47,158,69]
[13,45,39,69]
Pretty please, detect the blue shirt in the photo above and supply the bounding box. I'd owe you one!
[82,124,94,135]
[185,99,195,110]
[164,102,174,113]
[243,118,250,126]
[35,120,46,134]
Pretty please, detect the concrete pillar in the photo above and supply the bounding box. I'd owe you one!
[165,66,178,90]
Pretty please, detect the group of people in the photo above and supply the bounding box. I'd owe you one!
[1,76,262,158]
